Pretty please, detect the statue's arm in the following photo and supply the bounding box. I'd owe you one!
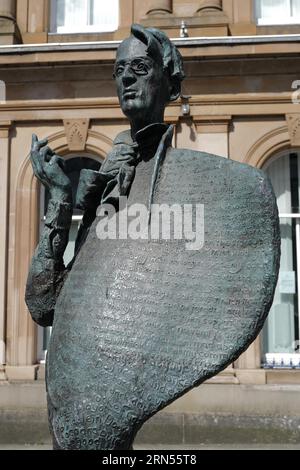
[25,135,73,327]
[70,142,138,258]
[25,136,136,326]
[25,197,72,327]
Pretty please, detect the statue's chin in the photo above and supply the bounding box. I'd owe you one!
[121,101,144,119]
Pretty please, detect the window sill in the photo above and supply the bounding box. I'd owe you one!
[266,369,300,384]
[257,18,300,26]
[257,24,300,35]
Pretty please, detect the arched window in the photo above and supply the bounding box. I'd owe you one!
[50,0,119,34]
[262,151,300,369]
[37,154,102,362]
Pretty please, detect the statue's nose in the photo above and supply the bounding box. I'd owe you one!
[122,65,136,86]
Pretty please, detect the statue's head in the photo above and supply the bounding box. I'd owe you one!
[114,24,185,127]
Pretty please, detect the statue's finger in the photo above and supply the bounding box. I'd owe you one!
[36,138,48,150]
[30,152,38,174]
[41,146,55,162]
[31,134,38,149]
[50,155,66,170]
[31,133,42,152]
[30,147,46,180]
[30,152,44,181]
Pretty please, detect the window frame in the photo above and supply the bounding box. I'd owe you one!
[256,0,300,25]
[50,0,119,34]
[262,150,300,369]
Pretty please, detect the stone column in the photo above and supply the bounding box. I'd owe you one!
[0,0,21,44]
[21,0,48,44]
[0,0,16,19]
[229,0,257,36]
[0,121,11,376]
[146,0,172,16]
[5,124,39,380]
[196,0,223,13]
[194,0,228,35]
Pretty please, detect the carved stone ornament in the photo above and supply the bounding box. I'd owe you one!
[64,119,90,152]
[286,114,300,146]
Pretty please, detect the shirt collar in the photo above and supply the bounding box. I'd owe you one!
[113,123,171,162]
[113,123,170,148]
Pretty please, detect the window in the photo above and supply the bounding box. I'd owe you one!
[256,0,300,25]
[37,155,102,362]
[50,0,119,34]
[262,152,300,369]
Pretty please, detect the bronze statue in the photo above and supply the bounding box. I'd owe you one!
[26,25,280,450]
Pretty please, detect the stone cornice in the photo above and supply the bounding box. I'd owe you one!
[0,92,295,108]
[1,35,300,64]
[0,94,296,122]
[0,34,299,54]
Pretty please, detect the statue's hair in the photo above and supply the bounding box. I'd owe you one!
[131,24,185,100]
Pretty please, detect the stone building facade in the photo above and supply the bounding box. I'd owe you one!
[1,0,300,445]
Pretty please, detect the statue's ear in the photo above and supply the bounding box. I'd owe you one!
[169,82,181,102]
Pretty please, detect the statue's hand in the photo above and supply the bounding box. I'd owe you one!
[30,134,72,202]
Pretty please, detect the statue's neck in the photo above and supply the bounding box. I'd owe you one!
[130,112,165,141]
[134,123,170,162]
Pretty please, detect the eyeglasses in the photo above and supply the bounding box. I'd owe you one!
[113,58,154,79]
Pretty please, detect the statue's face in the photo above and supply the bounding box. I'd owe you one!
[114,36,167,124]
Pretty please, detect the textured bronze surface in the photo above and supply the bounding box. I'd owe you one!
[47,145,280,449]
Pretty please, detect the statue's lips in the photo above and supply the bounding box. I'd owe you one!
[123,90,137,99]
